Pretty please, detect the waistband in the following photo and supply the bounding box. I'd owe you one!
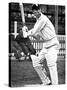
[45,44,57,49]
[43,37,59,49]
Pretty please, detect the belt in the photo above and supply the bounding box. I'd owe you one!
[45,44,57,49]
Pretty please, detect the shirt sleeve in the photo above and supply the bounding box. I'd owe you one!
[27,16,47,36]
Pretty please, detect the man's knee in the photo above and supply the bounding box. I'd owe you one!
[47,61,57,67]
[46,56,57,67]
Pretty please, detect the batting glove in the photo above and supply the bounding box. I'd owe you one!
[22,26,28,38]
[22,26,28,32]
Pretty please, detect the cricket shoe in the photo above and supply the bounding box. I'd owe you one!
[41,78,51,85]
[41,82,52,86]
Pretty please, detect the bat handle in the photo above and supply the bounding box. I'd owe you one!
[23,23,26,27]
[19,2,22,5]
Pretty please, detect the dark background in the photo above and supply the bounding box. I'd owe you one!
[9,3,65,35]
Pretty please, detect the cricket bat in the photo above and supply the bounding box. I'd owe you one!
[19,2,28,38]
[19,3,25,26]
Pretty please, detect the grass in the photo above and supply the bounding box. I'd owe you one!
[10,56,65,87]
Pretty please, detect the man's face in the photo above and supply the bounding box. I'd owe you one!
[33,10,39,17]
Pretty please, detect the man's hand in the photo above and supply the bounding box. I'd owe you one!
[22,26,28,32]
[22,26,28,38]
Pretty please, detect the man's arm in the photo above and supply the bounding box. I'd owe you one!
[22,15,47,38]
[27,18,45,36]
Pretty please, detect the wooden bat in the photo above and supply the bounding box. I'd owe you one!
[19,3,25,26]
[19,2,28,38]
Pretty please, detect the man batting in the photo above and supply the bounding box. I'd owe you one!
[22,4,59,85]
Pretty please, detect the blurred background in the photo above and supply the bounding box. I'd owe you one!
[9,3,66,87]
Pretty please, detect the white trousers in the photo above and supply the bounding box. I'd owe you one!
[31,45,59,85]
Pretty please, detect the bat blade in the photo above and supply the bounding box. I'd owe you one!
[20,3,25,26]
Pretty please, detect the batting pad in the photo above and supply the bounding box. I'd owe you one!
[30,55,41,67]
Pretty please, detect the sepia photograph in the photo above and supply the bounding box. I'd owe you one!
[9,2,65,87]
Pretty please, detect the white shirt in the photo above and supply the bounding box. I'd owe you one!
[28,13,59,48]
